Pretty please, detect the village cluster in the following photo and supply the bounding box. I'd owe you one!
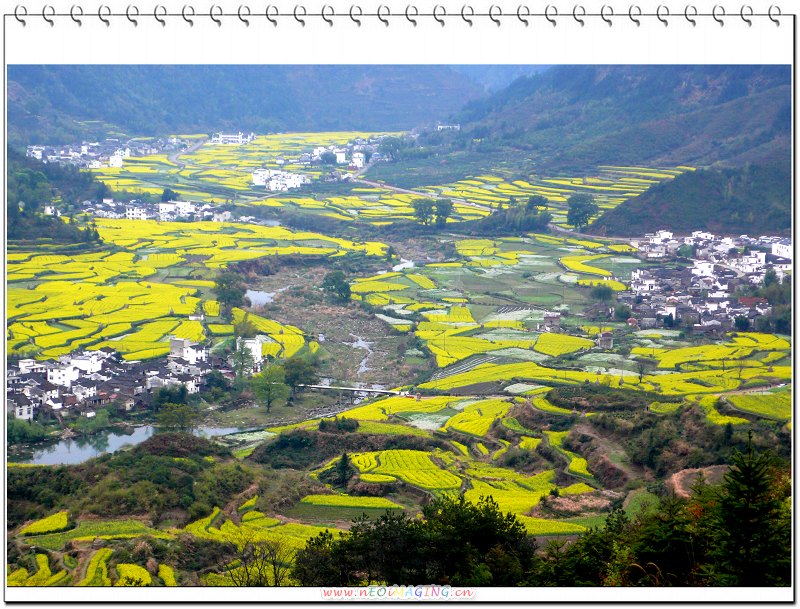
[26,136,195,169]
[621,230,792,332]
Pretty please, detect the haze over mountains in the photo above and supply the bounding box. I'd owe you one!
[7,64,791,235]
[8,65,541,146]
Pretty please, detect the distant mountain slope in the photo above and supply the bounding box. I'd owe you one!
[588,162,791,237]
[8,65,485,145]
[455,65,791,170]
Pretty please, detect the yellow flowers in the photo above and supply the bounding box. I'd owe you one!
[559,254,612,277]
[534,333,595,357]
[300,494,403,509]
[19,511,69,536]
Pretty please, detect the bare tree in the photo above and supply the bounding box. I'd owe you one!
[222,528,295,586]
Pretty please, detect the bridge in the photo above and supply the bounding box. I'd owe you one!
[299,384,402,396]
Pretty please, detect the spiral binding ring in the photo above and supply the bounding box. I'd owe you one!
[238,4,251,25]
[209,4,222,25]
[350,4,362,26]
[321,4,334,25]
[98,4,111,25]
[433,5,446,26]
[70,4,83,26]
[14,4,27,25]
[544,4,557,25]
[181,5,193,25]
[628,5,641,26]
[154,4,167,26]
[572,4,585,26]
[684,4,697,25]
[656,4,669,25]
[517,4,530,25]
[293,4,306,25]
[125,4,138,25]
[740,4,753,25]
[42,4,55,25]
[768,4,781,25]
[461,5,474,26]
[11,4,782,28]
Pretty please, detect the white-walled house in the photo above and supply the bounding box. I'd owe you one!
[772,239,792,260]
[47,364,80,388]
[351,152,365,168]
[169,337,208,366]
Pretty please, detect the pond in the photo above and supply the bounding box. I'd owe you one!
[11,425,249,466]
[246,286,291,307]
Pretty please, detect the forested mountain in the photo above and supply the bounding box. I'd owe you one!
[454,65,791,170]
[7,65,485,145]
[589,162,791,236]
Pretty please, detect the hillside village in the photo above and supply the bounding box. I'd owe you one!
[619,230,792,333]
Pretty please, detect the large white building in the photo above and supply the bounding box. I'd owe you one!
[211,132,255,145]
[252,169,310,191]
[772,239,792,260]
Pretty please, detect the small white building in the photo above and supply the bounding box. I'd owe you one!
[108,154,124,168]
[351,152,366,169]
[211,132,255,145]
[334,149,347,164]
[772,239,792,261]
[125,206,149,221]
[47,364,80,388]
[169,337,208,366]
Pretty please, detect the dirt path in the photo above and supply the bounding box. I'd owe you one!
[354,178,492,213]
[168,139,206,169]
[573,422,646,481]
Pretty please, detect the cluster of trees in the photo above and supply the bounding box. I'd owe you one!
[293,441,790,587]
[459,195,552,234]
[412,198,453,227]
[743,269,792,335]
[7,147,102,243]
[213,271,248,314]
[321,271,351,303]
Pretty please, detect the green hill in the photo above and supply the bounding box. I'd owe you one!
[455,65,790,170]
[8,65,485,145]
[588,162,791,237]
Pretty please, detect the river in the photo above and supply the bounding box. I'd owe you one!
[10,425,250,466]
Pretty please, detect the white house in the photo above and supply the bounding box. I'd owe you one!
[169,337,208,366]
[334,149,347,164]
[211,132,255,145]
[108,154,124,168]
[351,152,366,169]
[772,239,792,261]
[43,205,60,217]
[212,210,232,222]
[235,335,274,373]
[69,352,105,374]
[125,206,149,221]
[47,364,80,388]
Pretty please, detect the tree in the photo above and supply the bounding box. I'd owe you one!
[733,315,751,331]
[223,528,295,586]
[527,195,548,211]
[708,435,791,586]
[250,366,289,413]
[233,315,258,339]
[157,403,200,431]
[213,271,247,310]
[590,284,614,302]
[434,198,453,228]
[319,151,337,165]
[231,339,256,379]
[160,187,179,202]
[283,357,318,397]
[412,199,435,226]
[763,268,778,287]
[566,193,598,231]
[334,452,356,487]
[154,384,189,408]
[614,304,631,320]
[321,271,351,303]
